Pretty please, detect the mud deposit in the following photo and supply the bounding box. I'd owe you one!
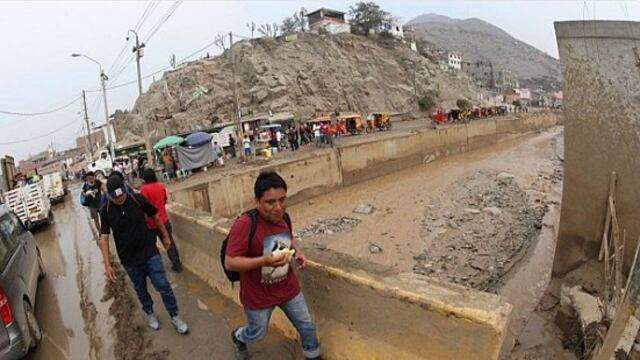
[101,258,169,360]
[412,171,546,291]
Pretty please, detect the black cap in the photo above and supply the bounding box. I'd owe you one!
[106,175,125,198]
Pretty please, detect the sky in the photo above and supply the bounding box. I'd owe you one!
[0,0,637,162]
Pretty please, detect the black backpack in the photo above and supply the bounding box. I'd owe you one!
[221,209,292,283]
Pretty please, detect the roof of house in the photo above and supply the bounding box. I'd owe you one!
[306,8,346,18]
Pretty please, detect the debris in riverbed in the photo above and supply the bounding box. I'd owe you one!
[353,204,375,215]
[369,243,383,254]
[297,217,361,238]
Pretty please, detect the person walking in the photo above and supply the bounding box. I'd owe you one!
[140,168,184,272]
[81,171,103,233]
[225,171,322,360]
[213,141,224,167]
[99,174,189,334]
[229,134,237,158]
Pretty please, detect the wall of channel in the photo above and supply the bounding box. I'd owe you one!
[168,203,512,360]
[170,112,561,218]
[553,21,640,275]
[166,111,560,358]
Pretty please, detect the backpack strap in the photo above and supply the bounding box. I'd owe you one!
[283,212,292,234]
[246,209,259,255]
[106,193,142,214]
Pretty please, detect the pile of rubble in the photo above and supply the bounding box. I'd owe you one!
[297,217,361,239]
[413,170,546,291]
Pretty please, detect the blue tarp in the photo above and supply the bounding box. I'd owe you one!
[185,132,212,146]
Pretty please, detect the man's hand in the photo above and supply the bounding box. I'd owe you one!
[161,235,171,251]
[263,252,289,268]
[105,263,117,282]
[294,251,307,270]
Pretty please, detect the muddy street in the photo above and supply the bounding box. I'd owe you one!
[25,186,298,360]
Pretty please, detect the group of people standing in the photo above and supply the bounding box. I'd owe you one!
[80,168,323,359]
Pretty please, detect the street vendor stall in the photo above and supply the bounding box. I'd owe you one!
[175,132,216,170]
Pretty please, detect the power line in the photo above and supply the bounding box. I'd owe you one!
[0,117,80,145]
[144,1,183,44]
[0,96,81,116]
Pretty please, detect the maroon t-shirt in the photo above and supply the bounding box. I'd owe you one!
[226,213,300,309]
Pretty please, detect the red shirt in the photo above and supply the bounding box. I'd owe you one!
[140,182,169,229]
[226,213,300,309]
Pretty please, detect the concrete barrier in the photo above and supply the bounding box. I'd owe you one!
[170,112,561,219]
[168,203,512,359]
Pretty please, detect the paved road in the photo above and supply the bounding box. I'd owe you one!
[26,186,299,360]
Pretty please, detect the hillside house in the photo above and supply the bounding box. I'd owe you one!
[448,53,462,71]
[306,8,349,34]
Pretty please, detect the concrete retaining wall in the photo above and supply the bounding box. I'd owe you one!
[554,21,640,275]
[170,112,560,219]
[168,204,512,359]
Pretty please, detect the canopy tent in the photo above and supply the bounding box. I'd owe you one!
[185,132,212,147]
[153,135,184,150]
[176,143,216,170]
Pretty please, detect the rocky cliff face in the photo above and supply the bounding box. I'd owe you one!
[114,32,483,141]
[407,14,562,91]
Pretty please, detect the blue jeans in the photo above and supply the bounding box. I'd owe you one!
[124,254,178,317]
[236,292,320,359]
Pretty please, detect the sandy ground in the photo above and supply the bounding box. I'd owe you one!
[26,187,300,360]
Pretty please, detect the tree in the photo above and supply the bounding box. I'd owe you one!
[293,7,307,32]
[246,22,256,39]
[258,23,279,38]
[281,17,297,35]
[456,98,472,110]
[418,95,436,111]
[348,1,390,35]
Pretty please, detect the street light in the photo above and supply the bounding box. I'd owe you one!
[71,53,115,162]
[126,29,153,167]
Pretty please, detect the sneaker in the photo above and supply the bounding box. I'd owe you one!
[171,316,189,335]
[231,329,249,360]
[146,313,160,331]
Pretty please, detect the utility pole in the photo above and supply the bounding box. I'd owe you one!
[82,90,93,161]
[230,32,245,161]
[100,72,116,161]
[71,53,115,161]
[128,29,153,167]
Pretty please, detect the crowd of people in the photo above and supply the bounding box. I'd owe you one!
[80,166,323,359]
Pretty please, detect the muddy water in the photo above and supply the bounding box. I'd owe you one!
[26,188,113,360]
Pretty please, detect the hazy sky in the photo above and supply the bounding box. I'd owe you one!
[1,0,637,161]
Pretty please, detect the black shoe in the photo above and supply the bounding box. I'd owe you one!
[306,357,323,360]
[231,329,249,360]
[171,264,183,272]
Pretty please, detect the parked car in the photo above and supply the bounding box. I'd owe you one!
[0,204,45,359]
[87,150,112,181]
[42,172,65,204]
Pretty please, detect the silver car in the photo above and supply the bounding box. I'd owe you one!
[0,204,45,359]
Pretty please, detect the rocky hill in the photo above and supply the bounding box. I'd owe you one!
[406,14,562,90]
[113,32,484,141]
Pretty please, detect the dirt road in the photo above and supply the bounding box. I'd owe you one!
[26,188,298,360]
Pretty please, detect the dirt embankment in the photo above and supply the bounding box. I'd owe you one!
[114,32,485,142]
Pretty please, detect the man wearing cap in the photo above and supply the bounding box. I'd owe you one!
[99,174,189,334]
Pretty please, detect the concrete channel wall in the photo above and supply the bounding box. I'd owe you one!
[168,203,512,360]
[166,111,559,358]
[553,21,640,275]
[170,112,561,218]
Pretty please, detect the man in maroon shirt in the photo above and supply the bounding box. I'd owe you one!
[225,171,321,360]
[140,168,183,272]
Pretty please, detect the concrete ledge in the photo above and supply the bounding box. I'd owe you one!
[168,203,512,359]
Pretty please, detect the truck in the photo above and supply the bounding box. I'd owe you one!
[87,150,112,180]
[2,181,52,230]
[42,172,66,203]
